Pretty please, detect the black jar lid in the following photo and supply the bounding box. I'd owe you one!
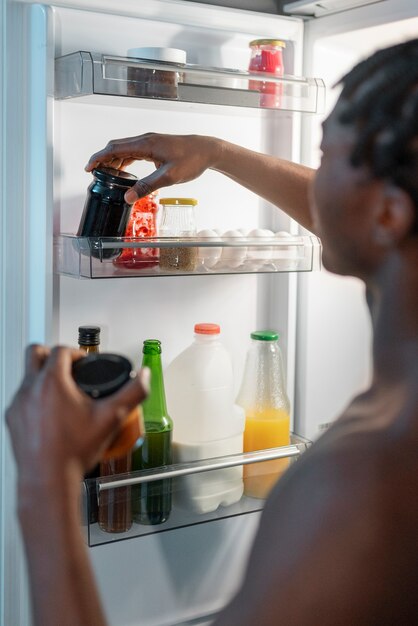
[93,167,138,187]
[72,353,134,399]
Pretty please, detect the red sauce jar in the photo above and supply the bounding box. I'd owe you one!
[248,39,286,108]
[113,192,159,269]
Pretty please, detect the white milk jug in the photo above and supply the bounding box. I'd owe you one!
[165,323,244,513]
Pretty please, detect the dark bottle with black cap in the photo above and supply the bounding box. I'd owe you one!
[78,325,101,354]
[79,325,101,524]
[73,353,140,534]
[77,167,138,259]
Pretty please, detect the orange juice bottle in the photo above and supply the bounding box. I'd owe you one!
[237,331,290,499]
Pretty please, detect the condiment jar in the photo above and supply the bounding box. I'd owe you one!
[248,39,286,108]
[158,198,198,272]
[77,167,138,259]
[113,191,159,270]
[72,353,142,460]
[127,47,187,99]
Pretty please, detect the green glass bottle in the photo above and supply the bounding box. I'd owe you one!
[133,339,173,525]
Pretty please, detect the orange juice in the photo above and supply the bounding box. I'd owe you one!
[243,408,290,499]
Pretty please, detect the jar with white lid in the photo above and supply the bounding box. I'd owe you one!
[158,197,198,271]
[127,47,187,99]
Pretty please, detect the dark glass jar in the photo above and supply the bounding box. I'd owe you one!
[77,167,138,259]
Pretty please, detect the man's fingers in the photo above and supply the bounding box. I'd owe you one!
[24,344,50,377]
[42,346,85,378]
[124,167,172,204]
[93,368,150,445]
[85,135,153,172]
[99,367,150,417]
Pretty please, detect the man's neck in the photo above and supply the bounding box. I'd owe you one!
[366,243,418,388]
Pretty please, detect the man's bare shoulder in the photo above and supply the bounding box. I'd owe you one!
[214,388,418,626]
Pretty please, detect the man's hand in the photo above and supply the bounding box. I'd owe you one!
[85,133,223,204]
[6,345,148,487]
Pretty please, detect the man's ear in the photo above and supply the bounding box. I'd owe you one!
[374,184,415,246]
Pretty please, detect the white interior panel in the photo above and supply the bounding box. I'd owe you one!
[296,11,418,439]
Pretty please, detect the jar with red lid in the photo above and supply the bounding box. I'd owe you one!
[113,192,159,269]
[248,39,286,109]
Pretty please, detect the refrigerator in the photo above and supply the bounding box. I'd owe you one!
[1,0,417,624]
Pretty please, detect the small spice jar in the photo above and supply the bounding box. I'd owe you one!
[248,39,286,108]
[77,167,138,259]
[158,197,198,272]
[127,47,187,99]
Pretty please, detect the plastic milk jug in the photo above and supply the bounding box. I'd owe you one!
[164,323,245,513]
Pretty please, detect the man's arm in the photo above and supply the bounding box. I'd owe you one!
[6,345,148,626]
[85,134,316,233]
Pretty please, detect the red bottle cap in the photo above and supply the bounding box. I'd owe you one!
[194,323,221,335]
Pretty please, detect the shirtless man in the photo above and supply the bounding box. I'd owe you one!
[6,38,418,625]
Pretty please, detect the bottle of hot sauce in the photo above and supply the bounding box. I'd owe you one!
[132,340,173,525]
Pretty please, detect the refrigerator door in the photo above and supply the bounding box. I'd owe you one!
[2,2,307,625]
[294,0,418,439]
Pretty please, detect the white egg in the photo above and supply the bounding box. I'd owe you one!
[197,229,222,269]
[246,228,274,266]
[237,228,250,237]
[275,230,292,237]
[219,229,247,269]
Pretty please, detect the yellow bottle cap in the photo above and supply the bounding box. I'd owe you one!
[159,198,198,206]
[249,39,286,48]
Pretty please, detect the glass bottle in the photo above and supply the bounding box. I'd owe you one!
[78,325,101,354]
[236,330,290,499]
[79,325,101,524]
[132,339,173,525]
[72,352,135,534]
[248,39,286,109]
[158,197,198,272]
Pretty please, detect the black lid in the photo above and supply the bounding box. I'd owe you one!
[93,167,138,188]
[78,325,101,346]
[72,353,134,399]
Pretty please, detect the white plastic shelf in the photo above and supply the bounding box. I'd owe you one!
[55,234,322,279]
[55,51,325,114]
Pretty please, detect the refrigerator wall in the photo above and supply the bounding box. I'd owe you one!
[295,0,418,439]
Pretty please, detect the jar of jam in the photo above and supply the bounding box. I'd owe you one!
[77,167,138,259]
[127,47,187,99]
[113,192,159,269]
[248,39,286,108]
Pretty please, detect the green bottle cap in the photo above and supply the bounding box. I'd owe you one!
[250,330,279,341]
[143,339,162,354]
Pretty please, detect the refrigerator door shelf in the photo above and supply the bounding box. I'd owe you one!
[55,51,326,114]
[83,433,311,547]
[55,234,322,279]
